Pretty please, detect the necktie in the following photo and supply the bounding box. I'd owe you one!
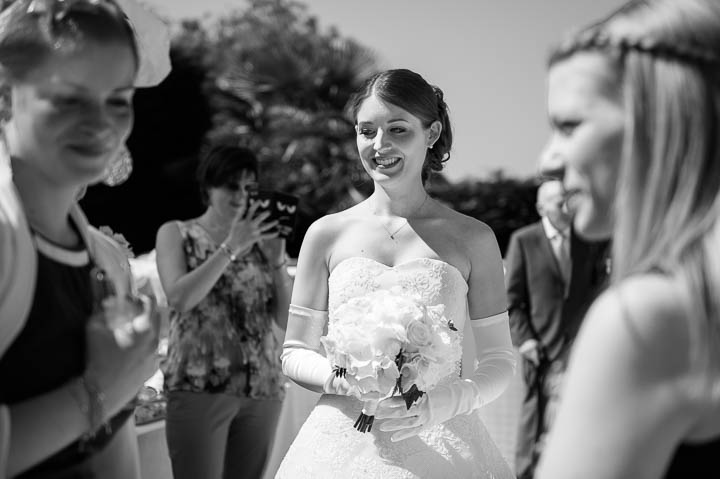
[556,232,571,291]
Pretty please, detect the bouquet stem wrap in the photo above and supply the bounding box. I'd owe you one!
[354,400,378,433]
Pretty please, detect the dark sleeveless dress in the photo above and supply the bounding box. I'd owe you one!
[0,236,133,478]
[664,435,720,478]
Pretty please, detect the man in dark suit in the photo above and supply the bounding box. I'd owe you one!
[505,180,609,479]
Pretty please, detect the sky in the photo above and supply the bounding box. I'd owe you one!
[143,0,625,182]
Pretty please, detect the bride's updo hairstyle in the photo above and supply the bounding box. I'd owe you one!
[0,0,138,120]
[348,68,453,183]
[550,0,720,388]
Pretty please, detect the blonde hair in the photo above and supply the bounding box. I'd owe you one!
[551,0,720,386]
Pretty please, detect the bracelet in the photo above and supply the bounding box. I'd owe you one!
[83,375,107,435]
[69,378,90,430]
[71,375,107,437]
[219,242,237,262]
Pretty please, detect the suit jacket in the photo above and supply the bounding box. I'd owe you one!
[505,221,609,363]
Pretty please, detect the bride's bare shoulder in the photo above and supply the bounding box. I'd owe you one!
[302,207,365,247]
[435,202,496,244]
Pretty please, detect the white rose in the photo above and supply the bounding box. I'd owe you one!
[407,320,432,348]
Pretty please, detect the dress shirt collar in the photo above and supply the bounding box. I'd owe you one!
[542,216,570,241]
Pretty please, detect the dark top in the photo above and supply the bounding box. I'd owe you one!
[0,234,132,478]
[664,435,720,478]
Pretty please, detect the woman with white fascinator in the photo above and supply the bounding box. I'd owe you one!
[0,0,170,477]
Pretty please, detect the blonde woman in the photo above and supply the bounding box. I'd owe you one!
[536,1,720,477]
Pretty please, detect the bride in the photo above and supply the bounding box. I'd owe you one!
[276,68,516,478]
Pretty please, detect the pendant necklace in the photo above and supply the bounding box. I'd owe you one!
[383,220,408,241]
[372,195,429,241]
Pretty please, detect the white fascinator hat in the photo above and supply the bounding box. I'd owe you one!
[114,0,171,88]
[0,0,171,88]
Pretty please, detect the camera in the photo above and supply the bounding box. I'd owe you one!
[247,189,299,239]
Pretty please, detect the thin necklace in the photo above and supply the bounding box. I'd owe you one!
[371,194,429,241]
[383,220,408,241]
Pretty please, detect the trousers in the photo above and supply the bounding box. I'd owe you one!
[165,390,282,479]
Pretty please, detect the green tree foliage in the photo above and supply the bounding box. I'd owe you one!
[80,0,539,257]
[80,44,214,253]
[83,0,379,255]
[201,0,381,255]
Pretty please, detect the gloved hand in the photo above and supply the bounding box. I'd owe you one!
[281,304,354,395]
[377,312,516,442]
[377,377,482,441]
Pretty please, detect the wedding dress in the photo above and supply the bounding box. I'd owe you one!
[275,257,514,479]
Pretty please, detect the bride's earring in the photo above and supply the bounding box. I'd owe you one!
[102,144,133,186]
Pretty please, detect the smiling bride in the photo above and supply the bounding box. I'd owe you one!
[276,69,516,479]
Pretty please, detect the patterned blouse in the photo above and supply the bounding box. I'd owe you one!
[161,221,285,400]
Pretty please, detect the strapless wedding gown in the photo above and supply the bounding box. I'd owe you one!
[275,257,514,479]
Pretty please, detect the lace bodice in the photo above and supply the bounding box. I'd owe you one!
[276,258,513,478]
[328,257,469,383]
[329,256,469,329]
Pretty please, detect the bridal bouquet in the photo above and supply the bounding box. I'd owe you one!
[320,288,462,432]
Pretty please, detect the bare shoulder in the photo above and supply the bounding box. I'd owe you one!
[155,220,186,254]
[292,211,360,307]
[594,274,688,341]
[295,209,361,271]
[302,210,356,250]
[584,274,691,378]
[156,219,181,240]
[444,207,501,269]
[436,202,496,245]
[433,203,506,315]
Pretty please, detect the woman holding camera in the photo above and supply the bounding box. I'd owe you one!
[155,145,290,479]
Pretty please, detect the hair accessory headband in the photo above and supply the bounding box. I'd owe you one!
[559,28,720,67]
[0,0,170,87]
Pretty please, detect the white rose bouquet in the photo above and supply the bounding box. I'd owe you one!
[320,288,462,433]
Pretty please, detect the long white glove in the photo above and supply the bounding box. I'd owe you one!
[280,304,352,395]
[377,311,516,442]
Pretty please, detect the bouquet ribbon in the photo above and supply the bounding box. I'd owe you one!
[354,400,377,433]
